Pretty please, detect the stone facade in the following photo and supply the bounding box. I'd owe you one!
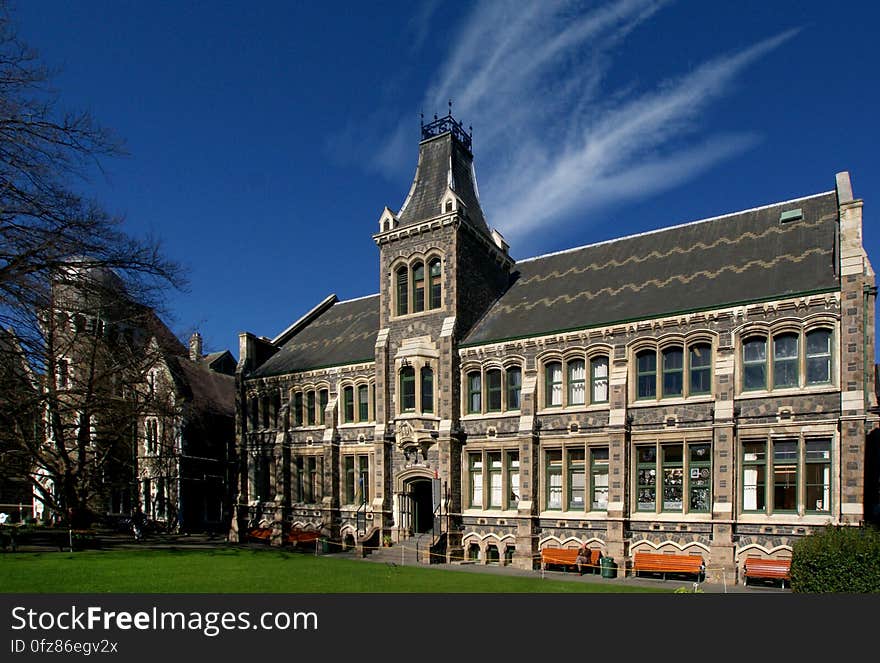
[232,115,878,584]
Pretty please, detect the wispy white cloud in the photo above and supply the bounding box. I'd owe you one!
[407,0,442,53]
[422,1,797,244]
[339,1,798,247]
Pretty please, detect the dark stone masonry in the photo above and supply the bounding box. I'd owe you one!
[230,113,879,584]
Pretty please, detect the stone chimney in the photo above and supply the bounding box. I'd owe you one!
[189,331,203,362]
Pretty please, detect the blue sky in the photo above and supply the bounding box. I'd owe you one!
[14,1,880,359]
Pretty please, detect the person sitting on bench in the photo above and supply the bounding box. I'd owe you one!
[576,544,591,575]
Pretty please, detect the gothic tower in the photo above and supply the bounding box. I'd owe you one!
[371,112,513,542]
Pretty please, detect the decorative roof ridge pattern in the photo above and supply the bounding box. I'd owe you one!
[464,191,841,346]
[516,190,834,265]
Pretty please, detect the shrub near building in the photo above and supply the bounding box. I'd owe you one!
[791,526,880,592]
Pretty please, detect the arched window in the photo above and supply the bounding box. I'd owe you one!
[428,258,442,309]
[318,389,328,425]
[486,369,502,412]
[412,262,425,313]
[688,344,712,394]
[661,347,683,397]
[743,336,767,391]
[343,386,355,423]
[357,384,369,421]
[773,332,798,388]
[306,390,316,426]
[806,329,832,384]
[636,350,656,399]
[396,265,408,316]
[567,359,586,406]
[741,328,831,393]
[400,367,416,412]
[590,356,609,403]
[293,391,303,426]
[545,361,562,407]
[421,367,434,413]
[506,366,522,411]
[467,371,481,414]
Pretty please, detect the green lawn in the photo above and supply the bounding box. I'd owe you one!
[0,548,666,593]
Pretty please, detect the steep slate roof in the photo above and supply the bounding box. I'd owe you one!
[202,350,236,376]
[169,356,235,417]
[397,132,490,236]
[463,191,841,346]
[250,295,380,377]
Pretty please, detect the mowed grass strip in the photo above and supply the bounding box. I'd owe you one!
[0,548,665,593]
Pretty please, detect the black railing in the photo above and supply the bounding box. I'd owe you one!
[421,105,472,152]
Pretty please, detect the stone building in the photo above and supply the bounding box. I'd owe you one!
[136,331,236,532]
[29,263,235,531]
[232,112,877,582]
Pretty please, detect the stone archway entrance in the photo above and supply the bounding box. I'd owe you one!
[399,478,434,535]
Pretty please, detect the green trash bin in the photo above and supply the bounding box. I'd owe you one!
[600,556,616,578]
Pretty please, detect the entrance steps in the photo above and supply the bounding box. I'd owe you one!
[363,532,433,565]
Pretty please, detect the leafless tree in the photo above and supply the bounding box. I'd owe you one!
[0,3,186,527]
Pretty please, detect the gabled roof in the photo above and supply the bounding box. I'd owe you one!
[397,132,490,236]
[168,356,235,418]
[245,190,841,374]
[202,351,236,376]
[463,191,841,345]
[250,294,380,377]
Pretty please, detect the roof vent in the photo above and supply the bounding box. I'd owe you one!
[779,208,803,224]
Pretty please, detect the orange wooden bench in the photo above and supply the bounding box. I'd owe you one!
[541,547,601,573]
[246,527,272,543]
[285,529,319,546]
[632,551,705,580]
[743,557,791,588]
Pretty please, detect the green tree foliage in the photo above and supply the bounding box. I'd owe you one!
[791,525,880,593]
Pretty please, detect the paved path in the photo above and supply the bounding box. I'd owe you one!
[359,556,783,593]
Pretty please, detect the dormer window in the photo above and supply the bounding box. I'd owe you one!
[378,207,397,232]
[440,188,459,215]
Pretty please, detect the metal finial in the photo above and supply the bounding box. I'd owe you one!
[434,113,438,121]
[448,99,453,115]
